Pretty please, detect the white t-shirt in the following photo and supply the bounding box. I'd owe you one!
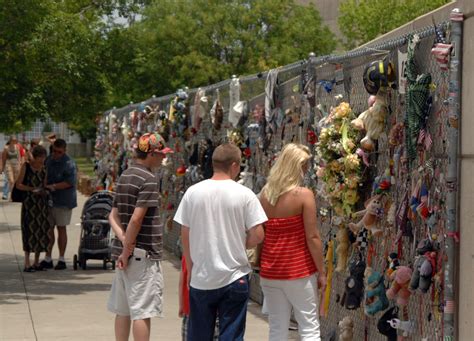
[174,179,267,290]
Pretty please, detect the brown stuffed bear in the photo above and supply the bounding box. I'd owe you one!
[335,225,350,272]
[351,88,389,151]
[349,195,383,237]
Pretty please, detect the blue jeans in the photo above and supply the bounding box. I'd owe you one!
[2,174,9,198]
[188,275,249,341]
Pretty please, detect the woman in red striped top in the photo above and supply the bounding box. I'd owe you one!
[259,143,326,341]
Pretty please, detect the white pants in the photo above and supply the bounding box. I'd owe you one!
[260,274,320,341]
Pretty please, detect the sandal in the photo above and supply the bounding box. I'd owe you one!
[23,267,36,273]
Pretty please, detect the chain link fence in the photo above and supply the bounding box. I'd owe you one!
[96,19,455,340]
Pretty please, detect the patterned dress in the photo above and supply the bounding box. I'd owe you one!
[21,164,51,253]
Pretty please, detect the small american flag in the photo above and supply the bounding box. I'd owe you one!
[418,129,433,151]
[424,131,433,151]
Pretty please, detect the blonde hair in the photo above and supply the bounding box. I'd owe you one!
[262,143,311,206]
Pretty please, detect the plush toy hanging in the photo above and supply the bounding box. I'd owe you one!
[344,259,366,310]
[364,268,389,316]
[338,316,354,341]
[335,224,350,272]
[351,88,389,151]
[409,237,439,293]
[386,265,413,306]
[348,194,384,237]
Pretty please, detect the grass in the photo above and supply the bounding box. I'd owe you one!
[75,156,95,177]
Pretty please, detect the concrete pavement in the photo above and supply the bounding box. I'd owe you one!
[0,190,290,340]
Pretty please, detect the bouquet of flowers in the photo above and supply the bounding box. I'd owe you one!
[315,102,363,217]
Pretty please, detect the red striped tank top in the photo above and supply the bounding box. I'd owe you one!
[260,214,317,280]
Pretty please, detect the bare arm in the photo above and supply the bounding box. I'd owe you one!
[181,226,192,286]
[117,206,148,269]
[109,207,125,242]
[246,224,264,249]
[302,188,326,285]
[16,163,35,191]
[1,149,6,172]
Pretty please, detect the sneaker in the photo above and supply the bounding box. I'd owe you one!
[39,260,54,269]
[54,261,67,270]
[23,266,36,273]
[2,195,7,200]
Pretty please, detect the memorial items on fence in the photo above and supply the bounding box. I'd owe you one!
[94,23,454,339]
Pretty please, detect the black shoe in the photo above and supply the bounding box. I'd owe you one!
[54,261,67,270]
[33,264,46,271]
[23,266,36,273]
[40,260,54,269]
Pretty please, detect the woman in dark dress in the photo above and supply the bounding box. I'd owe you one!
[16,145,50,272]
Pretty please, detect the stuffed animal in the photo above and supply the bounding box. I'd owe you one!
[335,225,350,272]
[351,88,389,151]
[386,266,412,306]
[410,238,439,293]
[349,195,384,237]
[338,316,354,341]
[364,268,389,316]
[344,259,366,310]
[388,318,415,337]
[386,252,400,277]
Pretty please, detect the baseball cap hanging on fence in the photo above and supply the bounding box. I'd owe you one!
[137,132,174,154]
[363,59,396,95]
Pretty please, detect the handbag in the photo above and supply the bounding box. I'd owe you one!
[11,164,30,203]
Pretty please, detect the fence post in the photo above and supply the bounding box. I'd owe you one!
[444,8,463,341]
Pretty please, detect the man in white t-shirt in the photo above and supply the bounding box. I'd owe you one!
[174,143,267,341]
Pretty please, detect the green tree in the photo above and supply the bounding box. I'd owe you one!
[108,0,337,101]
[338,0,451,50]
[0,0,144,136]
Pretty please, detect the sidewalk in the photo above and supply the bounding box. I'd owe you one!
[0,190,281,340]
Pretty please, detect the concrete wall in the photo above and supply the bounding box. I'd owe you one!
[456,1,474,340]
[299,0,343,45]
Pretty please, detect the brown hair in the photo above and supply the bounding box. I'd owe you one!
[31,145,47,159]
[212,143,241,172]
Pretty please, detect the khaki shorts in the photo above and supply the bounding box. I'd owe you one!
[107,248,164,320]
[49,207,73,227]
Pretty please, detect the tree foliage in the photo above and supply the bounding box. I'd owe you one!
[131,0,336,96]
[338,0,451,50]
[1,0,336,137]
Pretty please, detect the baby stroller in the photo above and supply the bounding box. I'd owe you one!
[73,190,115,270]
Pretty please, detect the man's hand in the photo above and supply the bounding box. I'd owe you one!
[317,272,327,290]
[117,248,132,270]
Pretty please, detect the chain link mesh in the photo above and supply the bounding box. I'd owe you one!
[97,21,452,341]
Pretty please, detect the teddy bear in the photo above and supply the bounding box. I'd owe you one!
[348,195,384,237]
[344,259,366,310]
[335,225,350,272]
[386,266,412,306]
[364,268,389,316]
[351,88,389,151]
[410,238,439,293]
[338,316,354,341]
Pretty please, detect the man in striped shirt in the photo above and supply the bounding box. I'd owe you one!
[107,132,173,341]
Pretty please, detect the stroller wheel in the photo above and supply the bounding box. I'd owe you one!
[103,259,107,270]
[73,255,78,270]
[111,260,116,270]
[81,259,87,270]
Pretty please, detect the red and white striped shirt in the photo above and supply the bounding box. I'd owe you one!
[260,214,317,280]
